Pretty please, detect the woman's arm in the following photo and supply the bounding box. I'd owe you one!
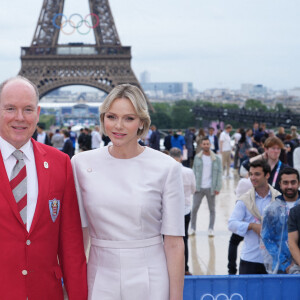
[164,235,184,300]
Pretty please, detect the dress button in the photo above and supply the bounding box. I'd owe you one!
[22,270,28,276]
[26,240,31,246]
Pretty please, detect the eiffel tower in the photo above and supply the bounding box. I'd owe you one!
[19,0,144,99]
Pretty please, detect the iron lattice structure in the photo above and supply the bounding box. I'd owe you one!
[19,0,143,98]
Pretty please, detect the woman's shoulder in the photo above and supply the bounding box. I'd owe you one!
[72,147,107,163]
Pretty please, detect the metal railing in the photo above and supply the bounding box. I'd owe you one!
[21,45,131,57]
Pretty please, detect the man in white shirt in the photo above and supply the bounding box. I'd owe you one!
[32,123,51,145]
[190,137,222,237]
[91,125,102,149]
[170,147,196,275]
[293,146,300,176]
[0,76,87,299]
[228,160,280,274]
[219,124,232,178]
[208,127,219,153]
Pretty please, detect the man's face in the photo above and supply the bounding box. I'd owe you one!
[209,128,214,135]
[201,140,211,152]
[279,174,300,200]
[265,145,281,161]
[249,166,270,189]
[0,79,40,149]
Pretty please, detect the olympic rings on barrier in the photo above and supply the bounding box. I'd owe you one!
[52,13,99,35]
[200,293,243,300]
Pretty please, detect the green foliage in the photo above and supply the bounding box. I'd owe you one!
[149,98,280,129]
[171,100,195,128]
[39,114,56,130]
[274,103,286,112]
[150,111,172,128]
[245,99,268,111]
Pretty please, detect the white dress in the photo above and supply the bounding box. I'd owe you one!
[71,146,185,300]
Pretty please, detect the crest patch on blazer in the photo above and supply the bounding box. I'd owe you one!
[49,199,60,222]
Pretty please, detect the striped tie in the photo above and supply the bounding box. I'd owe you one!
[10,150,27,224]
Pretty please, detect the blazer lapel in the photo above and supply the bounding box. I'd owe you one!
[29,139,50,235]
[0,151,26,228]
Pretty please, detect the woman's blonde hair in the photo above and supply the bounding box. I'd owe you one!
[100,84,151,138]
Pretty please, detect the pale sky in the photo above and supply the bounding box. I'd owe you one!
[1,0,300,91]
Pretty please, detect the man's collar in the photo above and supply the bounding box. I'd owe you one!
[0,137,34,161]
[255,188,271,199]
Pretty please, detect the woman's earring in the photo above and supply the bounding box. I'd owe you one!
[139,126,143,130]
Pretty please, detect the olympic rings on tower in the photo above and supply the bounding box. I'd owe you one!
[52,13,100,35]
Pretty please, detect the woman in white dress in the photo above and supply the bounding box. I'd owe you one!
[71,84,185,300]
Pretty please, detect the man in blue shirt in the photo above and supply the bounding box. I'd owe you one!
[261,167,300,273]
[171,130,186,153]
[68,126,77,156]
[228,160,280,274]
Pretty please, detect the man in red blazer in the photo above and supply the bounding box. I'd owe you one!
[0,76,87,299]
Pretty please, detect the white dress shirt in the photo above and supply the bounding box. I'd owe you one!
[91,131,102,149]
[200,154,212,188]
[0,137,38,231]
[208,135,215,150]
[220,131,231,151]
[181,165,196,215]
[37,131,46,144]
[293,147,300,177]
[228,190,272,263]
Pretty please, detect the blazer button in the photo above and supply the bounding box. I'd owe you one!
[26,240,31,246]
[22,270,28,276]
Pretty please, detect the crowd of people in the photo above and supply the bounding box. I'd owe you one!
[30,123,104,159]
[1,75,300,300]
[145,122,300,276]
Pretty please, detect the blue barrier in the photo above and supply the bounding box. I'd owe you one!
[184,275,300,300]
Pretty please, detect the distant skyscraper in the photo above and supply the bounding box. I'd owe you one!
[241,83,267,96]
[140,71,151,83]
[141,82,194,98]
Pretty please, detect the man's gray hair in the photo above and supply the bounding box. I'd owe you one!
[169,147,182,159]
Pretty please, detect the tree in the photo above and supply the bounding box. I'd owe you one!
[150,111,172,129]
[171,100,195,128]
[39,114,56,129]
[244,99,268,111]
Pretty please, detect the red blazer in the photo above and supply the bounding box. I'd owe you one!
[0,139,87,300]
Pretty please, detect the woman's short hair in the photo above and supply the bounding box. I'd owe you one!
[99,84,151,138]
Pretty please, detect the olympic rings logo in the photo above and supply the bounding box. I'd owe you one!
[52,13,99,35]
[200,293,243,300]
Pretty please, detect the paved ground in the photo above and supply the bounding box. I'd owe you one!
[188,168,241,275]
